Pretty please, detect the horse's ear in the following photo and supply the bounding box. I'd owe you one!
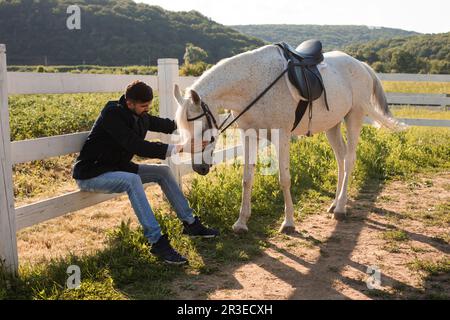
[173,84,183,105]
[190,90,201,105]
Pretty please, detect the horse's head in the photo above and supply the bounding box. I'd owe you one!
[173,84,218,176]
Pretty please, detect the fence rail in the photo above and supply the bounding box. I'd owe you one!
[7,72,158,95]
[377,73,450,82]
[0,43,449,274]
[386,93,449,107]
[14,142,243,232]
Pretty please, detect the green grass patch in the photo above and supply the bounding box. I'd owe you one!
[382,230,409,242]
[9,93,118,141]
[408,258,450,276]
[0,212,269,299]
[9,92,160,141]
[391,106,450,120]
[403,202,450,227]
[382,81,450,94]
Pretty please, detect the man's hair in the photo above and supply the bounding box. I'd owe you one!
[125,81,153,103]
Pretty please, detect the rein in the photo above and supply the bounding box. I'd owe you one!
[186,63,291,143]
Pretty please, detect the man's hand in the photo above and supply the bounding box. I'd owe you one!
[176,140,210,154]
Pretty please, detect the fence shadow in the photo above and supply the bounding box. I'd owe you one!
[3,177,447,300]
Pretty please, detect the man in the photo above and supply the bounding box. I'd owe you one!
[72,80,219,265]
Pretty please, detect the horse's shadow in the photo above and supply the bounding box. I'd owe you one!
[175,177,447,300]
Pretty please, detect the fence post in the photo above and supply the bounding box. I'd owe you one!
[0,44,18,275]
[157,58,182,188]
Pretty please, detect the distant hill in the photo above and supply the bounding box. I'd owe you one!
[0,0,265,66]
[231,24,419,51]
[344,32,450,74]
[232,24,449,74]
[1,1,447,74]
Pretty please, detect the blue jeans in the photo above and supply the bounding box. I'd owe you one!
[76,164,195,244]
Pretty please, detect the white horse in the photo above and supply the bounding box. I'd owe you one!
[173,44,405,234]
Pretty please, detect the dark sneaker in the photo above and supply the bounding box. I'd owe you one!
[183,216,220,238]
[150,234,188,265]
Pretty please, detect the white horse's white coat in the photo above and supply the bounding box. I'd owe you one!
[174,45,405,233]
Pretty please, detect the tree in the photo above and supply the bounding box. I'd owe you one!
[183,43,208,65]
[390,50,417,73]
[371,61,387,73]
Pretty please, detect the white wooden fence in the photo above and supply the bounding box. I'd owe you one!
[0,45,242,274]
[0,44,449,274]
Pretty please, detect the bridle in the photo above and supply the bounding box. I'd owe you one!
[186,100,222,145]
[186,63,290,147]
[187,101,221,131]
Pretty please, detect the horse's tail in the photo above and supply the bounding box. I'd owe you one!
[361,62,407,131]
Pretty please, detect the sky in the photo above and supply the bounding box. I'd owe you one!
[138,0,450,34]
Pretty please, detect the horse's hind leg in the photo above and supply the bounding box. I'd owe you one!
[334,109,365,219]
[325,122,346,214]
[277,129,296,234]
[232,133,257,233]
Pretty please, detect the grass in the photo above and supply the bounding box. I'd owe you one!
[8,92,159,141]
[408,258,450,276]
[405,258,450,300]
[382,81,450,94]
[402,202,450,227]
[13,154,77,200]
[1,91,450,299]
[391,106,450,120]
[1,212,270,299]
[382,230,409,242]
[9,93,159,200]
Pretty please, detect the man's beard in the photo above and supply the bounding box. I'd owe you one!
[132,109,147,117]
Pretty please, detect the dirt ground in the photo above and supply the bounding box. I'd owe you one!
[16,172,449,300]
[170,173,449,300]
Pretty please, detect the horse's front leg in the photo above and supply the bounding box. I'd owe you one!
[233,134,257,234]
[277,130,296,234]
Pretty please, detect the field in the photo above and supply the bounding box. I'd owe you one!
[1,82,449,300]
[382,81,450,94]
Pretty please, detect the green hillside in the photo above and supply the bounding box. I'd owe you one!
[231,24,418,50]
[233,24,449,74]
[0,0,265,65]
[344,33,450,74]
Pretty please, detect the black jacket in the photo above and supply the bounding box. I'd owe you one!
[72,95,176,180]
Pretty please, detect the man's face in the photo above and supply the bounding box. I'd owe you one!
[126,99,151,116]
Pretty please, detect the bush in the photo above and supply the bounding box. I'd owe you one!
[179,62,212,77]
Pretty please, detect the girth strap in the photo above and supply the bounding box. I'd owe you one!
[292,99,309,133]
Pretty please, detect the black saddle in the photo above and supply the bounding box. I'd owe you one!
[284,39,324,65]
[276,40,330,132]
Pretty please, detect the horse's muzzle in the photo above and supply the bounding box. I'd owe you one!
[192,164,210,176]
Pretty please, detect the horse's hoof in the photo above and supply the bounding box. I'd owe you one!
[327,204,336,213]
[280,225,296,234]
[232,223,248,234]
[333,211,347,221]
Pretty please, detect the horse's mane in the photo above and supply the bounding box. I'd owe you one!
[175,45,276,143]
[174,56,234,143]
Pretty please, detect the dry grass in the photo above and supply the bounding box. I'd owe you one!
[382,81,450,94]
[391,106,450,120]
